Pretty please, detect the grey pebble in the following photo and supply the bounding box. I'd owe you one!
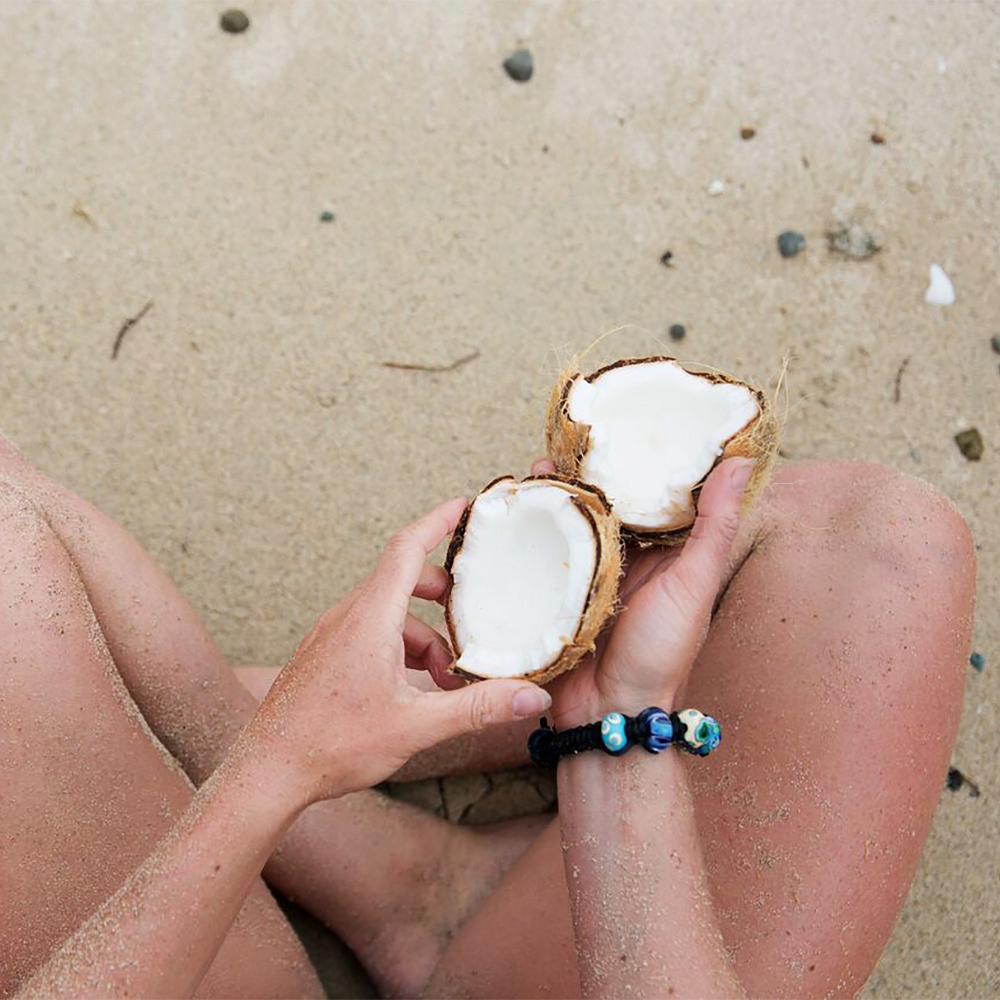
[319,210,335,223]
[777,231,806,258]
[503,49,534,83]
[220,8,250,33]
[970,652,986,673]
[669,323,686,342]
[991,335,1000,355]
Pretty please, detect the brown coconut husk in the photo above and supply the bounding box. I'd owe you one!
[545,356,780,545]
[444,474,623,684]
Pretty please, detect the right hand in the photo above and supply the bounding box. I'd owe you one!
[243,497,552,807]
[533,457,753,729]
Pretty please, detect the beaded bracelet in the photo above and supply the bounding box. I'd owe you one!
[527,707,721,767]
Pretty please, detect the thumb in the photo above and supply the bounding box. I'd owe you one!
[665,457,753,613]
[412,679,552,747]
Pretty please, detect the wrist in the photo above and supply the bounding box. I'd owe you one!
[549,687,678,731]
[230,719,323,817]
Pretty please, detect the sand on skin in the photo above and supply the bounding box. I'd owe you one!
[0,1,997,996]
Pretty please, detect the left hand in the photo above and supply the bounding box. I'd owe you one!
[539,457,754,729]
[244,497,552,806]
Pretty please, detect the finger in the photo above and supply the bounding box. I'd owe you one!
[530,458,557,476]
[372,496,468,623]
[413,563,450,604]
[403,615,463,690]
[659,458,753,613]
[410,680,552,747]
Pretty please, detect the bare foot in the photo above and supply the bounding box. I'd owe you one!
[315,812,549,998]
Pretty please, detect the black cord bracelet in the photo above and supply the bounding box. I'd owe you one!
[527,708,721,767]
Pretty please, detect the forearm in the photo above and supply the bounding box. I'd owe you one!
[19,737,302,998]
[558,749,743,999]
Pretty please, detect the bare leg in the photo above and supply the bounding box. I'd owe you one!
[0,438,539,996]
[425,462,975,997]
[0,482,320,997]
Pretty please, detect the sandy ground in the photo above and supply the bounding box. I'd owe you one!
[1,0,997,996]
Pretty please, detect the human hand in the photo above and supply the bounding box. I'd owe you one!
[534,457,754,729]
[244,498,552,807]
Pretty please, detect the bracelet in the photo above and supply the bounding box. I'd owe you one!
[527,707,721,767]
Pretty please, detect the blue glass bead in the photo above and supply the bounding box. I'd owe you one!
[600,712,630,755]
[702,716,722,752]
[637,708,673,753]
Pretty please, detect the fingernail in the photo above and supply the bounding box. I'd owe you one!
[730,459,754,493]
[512,687,552,718]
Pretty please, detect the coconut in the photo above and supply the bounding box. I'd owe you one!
[547,357,778,543]
[444,475,622,683]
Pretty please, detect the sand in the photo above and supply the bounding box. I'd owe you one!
[1,1,997,996]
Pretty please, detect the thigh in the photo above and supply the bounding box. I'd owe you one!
[426,462,974,998]
[0,483,320,998]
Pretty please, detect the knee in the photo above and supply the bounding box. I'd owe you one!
[769,460,975,584]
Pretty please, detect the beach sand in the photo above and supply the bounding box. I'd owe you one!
[1,1,997,995]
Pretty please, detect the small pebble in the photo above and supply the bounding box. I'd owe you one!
[990,335,1000,354]
[668,324,686,342]
[870,132,886,145]
[777,231,806,258]
[659,250,674,268]
[969,652,985,673]
[740,126,756,140]
[706,179,726,196]
[220,8,250,33]
[827,223,881,259]
[945,767,981,797]
[503,49,533,82]
[319,210,335,223]
[954,428,983,461]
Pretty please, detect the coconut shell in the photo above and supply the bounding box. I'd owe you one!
[546,356,779,545]
[444,475,623,685]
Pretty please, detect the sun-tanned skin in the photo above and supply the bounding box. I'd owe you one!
[0,434,974,997]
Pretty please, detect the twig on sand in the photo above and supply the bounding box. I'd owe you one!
[111,300,154,360]
[892,356,910,403]
[72,201,97,227]
[381,349,480,373]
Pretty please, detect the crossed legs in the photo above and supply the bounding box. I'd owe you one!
[0,438,538,997]
[0,435,974,998]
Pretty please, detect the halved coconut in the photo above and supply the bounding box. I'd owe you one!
[547,357,778,543]
[445,475,621,683]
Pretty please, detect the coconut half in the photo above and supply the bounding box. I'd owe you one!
[445,476,621,683]
[547,357,778,543]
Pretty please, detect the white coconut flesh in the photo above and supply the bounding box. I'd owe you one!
[568,361,759,531]
[449,479,598,679]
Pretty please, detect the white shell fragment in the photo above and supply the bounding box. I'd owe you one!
[924,264,955,306]
[706,179,726,196]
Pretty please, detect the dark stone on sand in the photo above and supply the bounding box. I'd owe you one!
[970,652,985,673]
[946,767,963,791]
[740,126,756,140]
[669,323,686,342]
[777,231,806,258]
[503,49,534,82]
[991,335,1000,355]
[660,250,673,267]
[954,428,984,461]
[827,222,881,259]
[319,210,335,223]
[220,8,250,33]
